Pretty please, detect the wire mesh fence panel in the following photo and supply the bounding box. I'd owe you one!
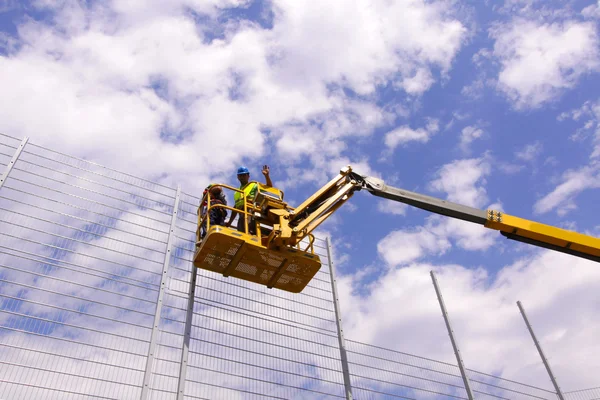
[1,133,585,400]
[0,134,175,400]
[149,191,346,400]
[346,339,469,400]
[564,387,600,400]
[345,339,562,400]
[465,369,558,400]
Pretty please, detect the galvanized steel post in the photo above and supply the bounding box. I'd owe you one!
[517,301,565,400]
[325,237,354,400]
[0,136,28,190]
[430,271,475,400]
[176,261,198,400]
[140,186,181,400]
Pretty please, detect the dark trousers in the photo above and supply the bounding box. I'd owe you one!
[200,208,226,238]
[236,213,256,235]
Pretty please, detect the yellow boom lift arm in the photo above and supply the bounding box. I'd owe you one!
[194,166,600,293]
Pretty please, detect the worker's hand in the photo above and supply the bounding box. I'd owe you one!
[262,165,270,176]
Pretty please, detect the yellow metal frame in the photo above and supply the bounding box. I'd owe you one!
[193,183,322,293]
[263,166,358,248]
[485,211,600,259]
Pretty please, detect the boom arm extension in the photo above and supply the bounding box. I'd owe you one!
[361,176,600,263]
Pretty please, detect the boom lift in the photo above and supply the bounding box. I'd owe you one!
[194,166,600,293]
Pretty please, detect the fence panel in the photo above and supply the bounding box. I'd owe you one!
[564,387,600,400]
[1,133,585,400]
[0,134,175,400]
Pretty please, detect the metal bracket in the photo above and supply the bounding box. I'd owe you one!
[0,136,28,190]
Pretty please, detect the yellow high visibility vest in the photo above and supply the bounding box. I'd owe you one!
[234,182,258,208]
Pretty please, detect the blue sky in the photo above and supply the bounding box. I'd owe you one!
[1,0,600,393]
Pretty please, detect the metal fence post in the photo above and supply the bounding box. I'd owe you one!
[325,237,354,400]
[517,301,565,400]
[177,262,198,400]
[0,136,28,190]
[430,271,475,400]
[140,186,181,400]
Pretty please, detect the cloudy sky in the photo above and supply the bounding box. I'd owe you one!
[1,0,600,394]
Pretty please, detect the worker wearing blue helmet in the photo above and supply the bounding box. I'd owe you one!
[225,165,272,233]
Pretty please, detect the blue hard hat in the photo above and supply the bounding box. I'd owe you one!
[237,166,250,175]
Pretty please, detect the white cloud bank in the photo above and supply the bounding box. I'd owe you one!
[0,0,467,193]
[384,119,440,150]
[559,98,600,160]
[534,165,600,216]
[491,18,600,109]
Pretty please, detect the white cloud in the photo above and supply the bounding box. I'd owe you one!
[437,216,497,251]
[425,118,440,133]
[377,200,408,216]
[429,157,491,208]
[494,0,582,21]
[376,215,497,268]
[515,141,543,161]
[461,77,486,99]
[401,67,435,94]
[459,125,484,151]
[559,99,600,160]
[498,161,525,174]
[377,227,451,267]
[274,154,381,196]
[0,0,18,12]
[461,48,495,100]
[270,0,466,95]
[582,1,600,19]
[384,126,430,147]
[491,19,600,109]
[273,97,393,166]
[274,126,319,162]
[534,165,600,215]
[0,0,468,197]
[384,118,440,150]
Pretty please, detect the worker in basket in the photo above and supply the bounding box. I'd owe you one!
[225,164,273,234]
[199,184,228,238]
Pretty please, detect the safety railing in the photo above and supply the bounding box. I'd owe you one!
[196,183,249,239]
[196,181,316,255]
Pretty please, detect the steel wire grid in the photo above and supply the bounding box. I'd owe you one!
[0,134,175,400]
[564,387,600,400]
[345,340,560,400]
[0,133,584,400]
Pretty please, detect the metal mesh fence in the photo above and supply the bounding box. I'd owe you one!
[0,133,176,399]
[345,340,559,400]
[564,388,600,400]
[0,132,590,400]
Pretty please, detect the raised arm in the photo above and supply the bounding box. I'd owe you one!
[262,165,273,187]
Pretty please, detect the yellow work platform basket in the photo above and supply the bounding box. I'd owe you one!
[193,183,322,293]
